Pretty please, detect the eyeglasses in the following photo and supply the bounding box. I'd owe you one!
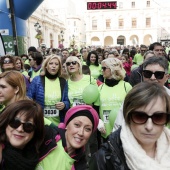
[101,67,110,71]
[129,111,168,125]
[143,70,165,79]
[76,55,81,58]
[66,61,77,66]
[154,49,164,52]
[141,50,147,52]
[9,118,35,133]
[3,59,12,64]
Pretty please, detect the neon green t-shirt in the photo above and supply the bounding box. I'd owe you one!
[89,64,102,79]
[24,59,30,65]
[44,77,61,125]
[68,75,97,107]
[32,69,41,79]
[168,61,170,84]
[95,80,132,138]
[36,140,75,170]
[133,53,144,65]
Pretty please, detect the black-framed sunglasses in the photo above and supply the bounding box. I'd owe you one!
[9,118,35,133]
[66,61,77,66]
[129,111,168,125]
[101,67,110,71]
[143,70,165,79]
[3,59,12,64]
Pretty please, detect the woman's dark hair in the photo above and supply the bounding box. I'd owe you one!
[20,54,28,59]
[82,65,91,75]
[0,100,45,152]
[86,51,99,66]
[29,52,43,66]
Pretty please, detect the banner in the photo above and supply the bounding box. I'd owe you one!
[0,33,6,56]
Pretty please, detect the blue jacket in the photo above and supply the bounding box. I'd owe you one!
[27,76,70,122]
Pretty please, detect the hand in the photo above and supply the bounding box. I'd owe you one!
[97,119,106,134]
[55,102,65,110]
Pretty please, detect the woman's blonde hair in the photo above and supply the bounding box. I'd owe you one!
[65,56,82,75]
[101,58,125,80]
[0,71,27,103]
[41,54,62,77]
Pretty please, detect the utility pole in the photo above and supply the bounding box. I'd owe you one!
[8,0,19,55]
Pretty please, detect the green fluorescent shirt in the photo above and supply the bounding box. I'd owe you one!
[68,75,97,107]
[95,80,132,138]
[36,140,75,170]
[44,77,61,126]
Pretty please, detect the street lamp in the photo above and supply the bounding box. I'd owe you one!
[60,30,64,44]
[34,22,42,47]
[72,34,75,47]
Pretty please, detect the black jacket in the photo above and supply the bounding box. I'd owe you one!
[128,65,143,87]
[89,128,130,170]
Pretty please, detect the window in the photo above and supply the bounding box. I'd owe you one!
[106,19,111,29]
[132,18,137,28]
[74,21,76,26]
[119,19,124,29]
[146,18,151,27]
[92,20,97,30]
[146,1,150,7]
[131,2,135,8]
[119,2,123,9]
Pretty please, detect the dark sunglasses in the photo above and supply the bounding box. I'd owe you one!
[143,70,165,79]
[9,118,35,133]
[101,67,109,71]
[3,60,12,64]
[66,61,77,66]
[129,111,168,125]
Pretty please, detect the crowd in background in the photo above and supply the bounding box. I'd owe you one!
[0,42,170,169]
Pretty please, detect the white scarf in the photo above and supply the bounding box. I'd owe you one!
[120,120,170,170]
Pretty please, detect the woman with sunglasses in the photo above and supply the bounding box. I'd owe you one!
[0,100,45,170]
[86,51,102,79]
[90,82,170,170]
[0,55,15,72]
[94,58,132,141]
[142,56,170,94]
[65,56,97,107]
[27,54,69,125]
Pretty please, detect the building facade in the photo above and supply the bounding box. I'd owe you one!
[27,1,65,49]
[85,0,170,46]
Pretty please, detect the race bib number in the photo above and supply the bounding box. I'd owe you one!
[44,105,59,117]
[103,110,111,123]
[73,98,85,107]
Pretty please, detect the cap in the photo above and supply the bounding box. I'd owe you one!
[62,105,99,132]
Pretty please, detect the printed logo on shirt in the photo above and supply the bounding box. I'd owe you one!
[73,98,85,107]
[103,110,111,123]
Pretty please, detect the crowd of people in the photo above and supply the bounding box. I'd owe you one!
[0,42,170,169]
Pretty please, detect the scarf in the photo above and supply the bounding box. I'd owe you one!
[32,65,42,72]
[120,120,170,170]
[105,78,119,87]
[45,69,58,79]
[2,142,39,170]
